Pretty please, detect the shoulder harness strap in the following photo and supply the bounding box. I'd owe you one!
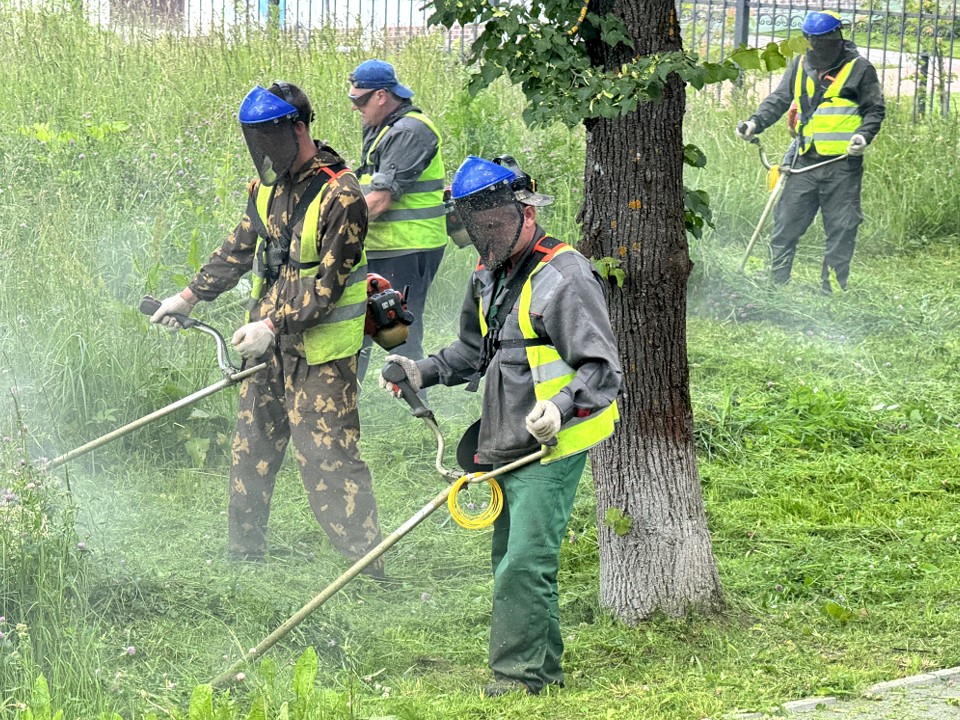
[256,162,350,275]
[465,235,568,392]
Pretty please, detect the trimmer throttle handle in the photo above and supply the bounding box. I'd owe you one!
[382,361,434,420]
[139,294,199,329]
[737,122,759,144]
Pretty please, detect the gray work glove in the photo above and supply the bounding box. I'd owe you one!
[736,120,757,141]
[378,355,422,397]
[846,134,868,157]
[150,290,196,330]
[231,321,275,359]
[525,400,562,444]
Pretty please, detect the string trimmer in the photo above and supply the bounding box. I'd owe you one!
[738,128,848,274]
[44,296,266,470]
[209,361,554,687]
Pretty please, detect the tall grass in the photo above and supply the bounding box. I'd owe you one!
[3,5,960,720]
[0,412,104,711]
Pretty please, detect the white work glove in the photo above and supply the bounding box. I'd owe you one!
[231,321,275,359]
[525,400,562,445]
[378,354,422,397]
[150,291,196,330]
[846,134,868,157]
[735,120,757,141]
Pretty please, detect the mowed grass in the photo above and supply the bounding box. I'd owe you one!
[2,5,960,720]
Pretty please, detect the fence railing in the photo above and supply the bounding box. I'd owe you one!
[680,0,960,117]
[64,0,960,117]
[82,0,480,53]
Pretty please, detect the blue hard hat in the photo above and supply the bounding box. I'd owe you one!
[451,156,516,200]
[238,85,300,125]
[802,11,842,36]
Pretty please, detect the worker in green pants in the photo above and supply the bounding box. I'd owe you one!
[379,155,621,696]
[488,453,586,688]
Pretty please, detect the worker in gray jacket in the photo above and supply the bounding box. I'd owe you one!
[379,155,621,697]
[737,11,885,293]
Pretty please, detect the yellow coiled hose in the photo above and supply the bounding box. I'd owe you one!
[766,164,781,192]
[447,472,504,529]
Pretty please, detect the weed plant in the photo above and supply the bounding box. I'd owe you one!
[0,411,102,711]
[2,4,960,720]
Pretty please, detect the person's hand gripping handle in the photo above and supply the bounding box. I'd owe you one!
[140,295,199,330]
[381,359,434,421]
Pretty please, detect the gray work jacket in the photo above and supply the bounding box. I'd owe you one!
[417,229,623,465]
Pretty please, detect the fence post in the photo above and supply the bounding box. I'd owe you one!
[917,51,930,117]
[734,0,750,48]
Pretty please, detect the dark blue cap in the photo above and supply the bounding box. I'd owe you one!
[349,59,414,99]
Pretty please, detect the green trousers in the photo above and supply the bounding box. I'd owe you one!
[488,451,586,693]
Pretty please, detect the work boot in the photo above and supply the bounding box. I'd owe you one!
[481,679,537,698]
[820,278,833,296]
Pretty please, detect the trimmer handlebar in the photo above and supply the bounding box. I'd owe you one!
[138,295,199,330]
[140,295,240,376]
[382,361,435,421]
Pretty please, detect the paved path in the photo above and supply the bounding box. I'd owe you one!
[724,668,960,720]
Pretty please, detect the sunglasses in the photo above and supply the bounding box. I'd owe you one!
[348,89,379,108]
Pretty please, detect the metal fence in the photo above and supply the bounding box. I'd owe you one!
[681,0,960,117]
[78,0,959,116]
[84,0,480,52]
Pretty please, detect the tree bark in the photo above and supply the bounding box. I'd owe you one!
[580,0,724,623]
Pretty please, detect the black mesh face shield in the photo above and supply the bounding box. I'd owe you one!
[805,30,844,70]
[456,184,525,271]
[241,119,300,186]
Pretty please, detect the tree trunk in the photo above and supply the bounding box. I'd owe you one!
[580,0,724,624]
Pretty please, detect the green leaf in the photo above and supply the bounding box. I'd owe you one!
[188,684,214,720]
[260,656,278,684]
[684,186,713,239]
[292,647,318,701]
[729,47,762,71]
[604,507,633,536]
[593,256,626,288]
[32,675,52,720]
[761,42,787,71]
[821,601,857,625]
[185,437,211,468]
[683,143,707,169]
[782,34,811,56]
[245,696,267,720]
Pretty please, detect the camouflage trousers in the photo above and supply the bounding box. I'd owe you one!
[228,349,383,573]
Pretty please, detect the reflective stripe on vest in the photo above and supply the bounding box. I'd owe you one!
[478,238,618,463]
[250,172,368,366]
[357,111,446,252]
[794,58,862,156]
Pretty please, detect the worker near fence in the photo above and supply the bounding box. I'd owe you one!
[149,82,385,574]
[737,10,885,293]
[347,59,447,381]
[379,156,622,696]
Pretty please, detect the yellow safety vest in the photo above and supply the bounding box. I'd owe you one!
[249,168,367,366]
[479,237,619,463]
[794,58,863,156]
[357,111,447,253]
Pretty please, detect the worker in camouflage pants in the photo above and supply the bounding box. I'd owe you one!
[229,351,381,569]
[150,82,384,573]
